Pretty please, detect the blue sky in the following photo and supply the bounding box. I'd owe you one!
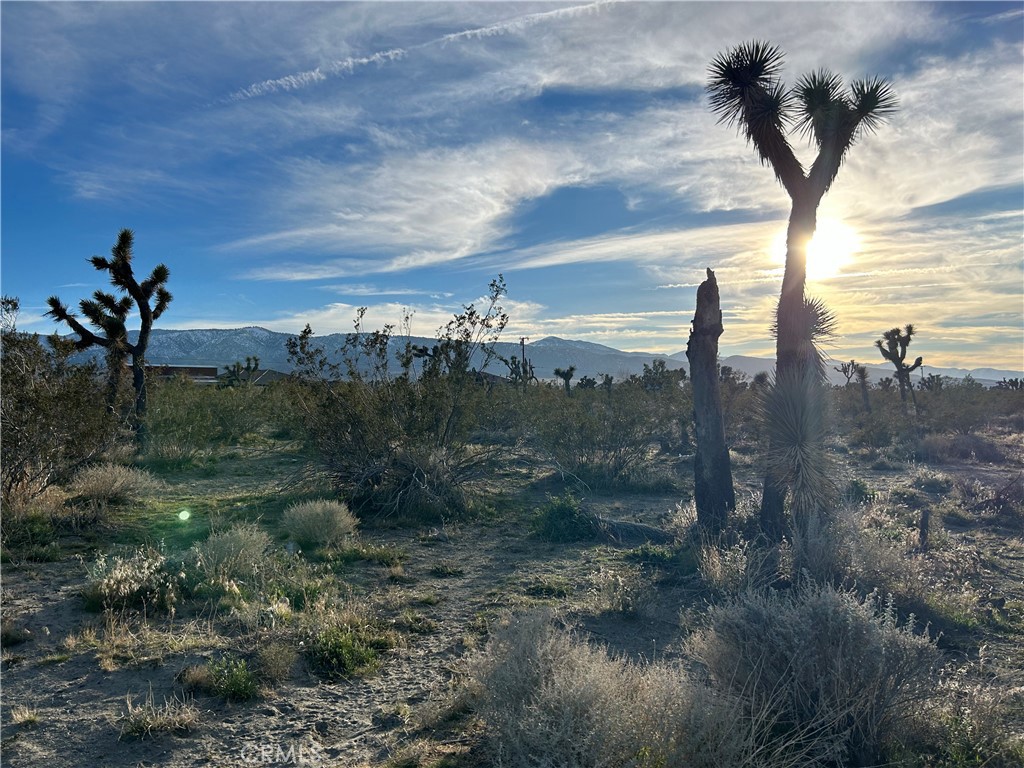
[2,1,1022,370]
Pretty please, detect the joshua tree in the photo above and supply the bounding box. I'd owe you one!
[707,41,896,537]
[553,365,576,396]
[876,325,922,411]
[834,359,860,386]
[855,364,871,413]
[47,229,172,441]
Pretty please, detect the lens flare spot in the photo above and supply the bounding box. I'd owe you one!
[178,509,191,521]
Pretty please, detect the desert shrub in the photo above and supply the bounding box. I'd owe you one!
[186,522,273,593]
[697,534,782,595]
[66,464,162,506]
[145,375,273,453]
[83,546,181,614]
[255,641,298,684]
[282,499,358,549]
[530,379,682,491]
[1,298,120,512]
[916,433,1005,464]
[694,583,938,766]
[207,655,260,701]
[287,278,516,522]
[589,565,652,617]
[530,493,601,543]
[303,608,397,679]
[471,613,805,768]
[909,658,1024,767]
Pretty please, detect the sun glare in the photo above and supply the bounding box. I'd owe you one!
[772,218,861,281]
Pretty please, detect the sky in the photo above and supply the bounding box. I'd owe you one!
[2,1,1022,371]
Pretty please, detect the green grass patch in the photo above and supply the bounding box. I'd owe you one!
[305,623,396,679]
[330,543,408,568]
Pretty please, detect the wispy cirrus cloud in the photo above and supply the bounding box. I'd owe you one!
[227,1,613,102]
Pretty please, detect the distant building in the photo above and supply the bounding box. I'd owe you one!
[218,368,291,387]
[143,365,220,385]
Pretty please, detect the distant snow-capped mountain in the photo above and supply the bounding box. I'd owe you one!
[66,327,1021,386]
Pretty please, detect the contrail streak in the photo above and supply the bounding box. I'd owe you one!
[227,1,612,102]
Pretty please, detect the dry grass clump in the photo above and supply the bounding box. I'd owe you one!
[119,690,200,740]
[67,464,162,506]
[9,705,40,727]
[470,612,785,768]
[916,433,1006,464]
[693,583,938,766]
[187,522,273,586]
[282,498,358,549]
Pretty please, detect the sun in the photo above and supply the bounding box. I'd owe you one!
[772,218,861,280]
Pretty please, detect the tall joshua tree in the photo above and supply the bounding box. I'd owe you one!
[707,42,896,537]
[876,324,922,411]
[47,229,172,440]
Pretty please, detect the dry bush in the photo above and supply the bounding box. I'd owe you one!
[693,583,938,766]
[187,522,273,587]
[916,433,1005,464]
[282,499,358,549]
[698,534,785,595]
[256,641,298,684]
[916,657,1024,765]
[470,612,812,768]
[67,463,162,506]
[589,565,653,618]
[83,546,181,614]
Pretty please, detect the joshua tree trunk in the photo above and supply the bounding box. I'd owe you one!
[686,269,735,538]
[759,198,817,537]
[857,368,872,413]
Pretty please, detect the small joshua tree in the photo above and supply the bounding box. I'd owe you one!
[834,359,860,387]
[554,365,576,396]
[876,325,922,412]
[47,229,172,441]
[855,364,871,413]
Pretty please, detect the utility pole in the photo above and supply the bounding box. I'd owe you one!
[520,337,529,391]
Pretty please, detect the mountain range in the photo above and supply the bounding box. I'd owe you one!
[68,327,1021,387]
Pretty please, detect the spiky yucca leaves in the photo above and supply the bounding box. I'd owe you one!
[760,296,838,553]
[760,369,836,565]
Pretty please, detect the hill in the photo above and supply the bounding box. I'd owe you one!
[67,327,1021,386]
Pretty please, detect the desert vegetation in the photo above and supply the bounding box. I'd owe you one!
[2,276,1022,768]
[1,36,1021,768]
